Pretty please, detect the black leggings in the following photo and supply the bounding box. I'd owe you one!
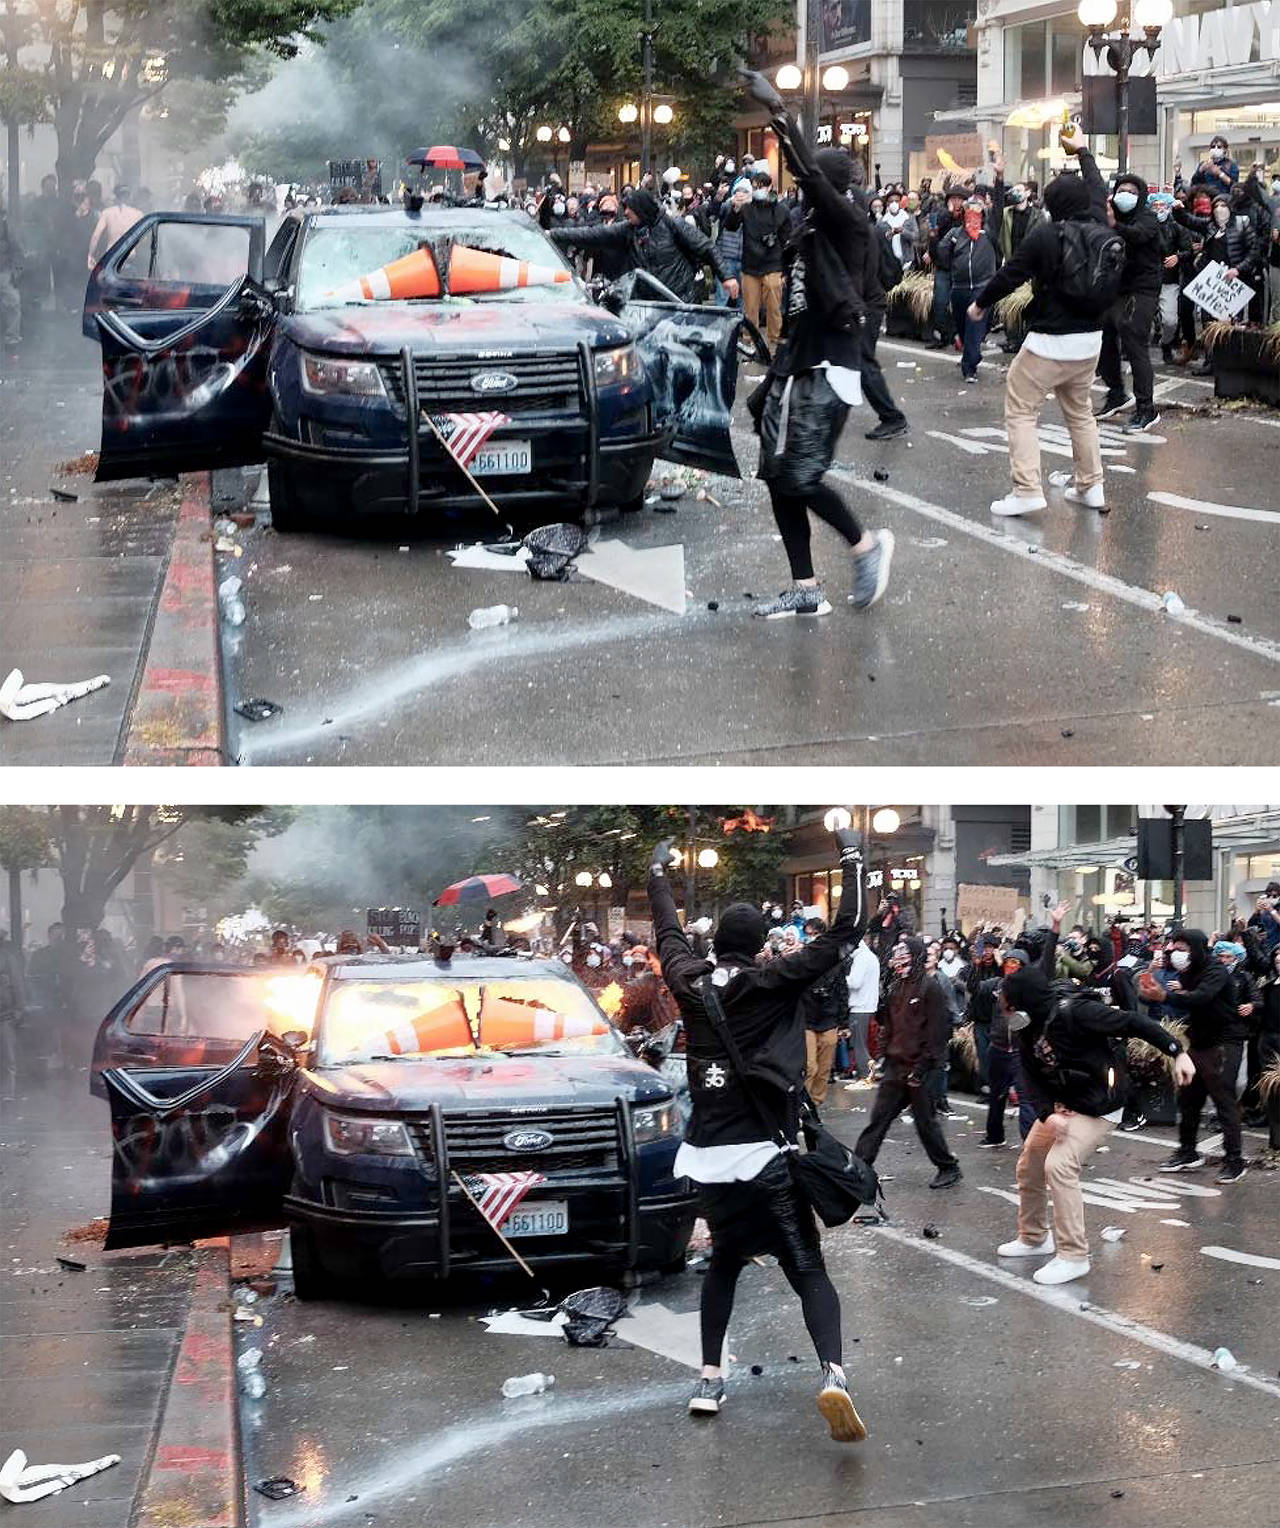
[700,1252,843,1368]
[768,483,864,583]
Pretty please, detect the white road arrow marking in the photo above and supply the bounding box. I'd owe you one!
[926,430,993,455]
[1148,491,1280,526]
[576,539,688,615]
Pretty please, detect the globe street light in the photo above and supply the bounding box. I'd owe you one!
[1077,0,1170,175]
[872,807,901,835]
[823,807,852,833]
[574,870,593,887]
[618,102,639,124]
[535,125,553,143]
[775,63,803,91]
[821,64,850,91]
[697,848,719,869]
[652,102,673,125]
[557,125,571,143]
[597,872,613,889]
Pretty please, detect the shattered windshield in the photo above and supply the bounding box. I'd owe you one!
[317,976,623,1064]
[295,223,579,311]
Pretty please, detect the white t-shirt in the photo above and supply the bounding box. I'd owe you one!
[846,943,880,1013]
[674,1140,780,1184]
[1023,330,1103,361]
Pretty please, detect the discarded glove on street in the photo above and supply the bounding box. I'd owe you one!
[0,668,110,722]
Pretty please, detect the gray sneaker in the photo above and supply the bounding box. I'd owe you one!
[753,586,833,619]
[849,529,894,610]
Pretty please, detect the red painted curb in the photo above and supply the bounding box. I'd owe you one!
[122,471,224,766]
[136,1240,242,1528]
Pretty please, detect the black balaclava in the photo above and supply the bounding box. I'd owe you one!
[715,903,768,961]
[624,188,661,227]
[1002,964,1052,1024]
[1043,172,1091,222]
[814,148,863,194]
[895,934,928,987]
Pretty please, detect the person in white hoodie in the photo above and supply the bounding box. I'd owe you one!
[878,193,919,270]
[844,932,882,1085]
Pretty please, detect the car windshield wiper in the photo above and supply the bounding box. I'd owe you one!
[491,1046,579,1057]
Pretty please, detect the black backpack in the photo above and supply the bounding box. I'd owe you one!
[876,227,904,293]
[1057,220,1125,311]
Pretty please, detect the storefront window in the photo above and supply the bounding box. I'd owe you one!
[1050,27,1081,94]
[1005,19,1047,102]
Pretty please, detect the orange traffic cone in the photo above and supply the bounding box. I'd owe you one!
[448,244,571,295]
[381,997,471,1055]
[326,245,441,302]
[479,993,609,1049]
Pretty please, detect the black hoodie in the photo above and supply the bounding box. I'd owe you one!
[550,190,728,303]
[649,865,867,1148]
[1111,172,1163,296]
[1163,929,1236,1049]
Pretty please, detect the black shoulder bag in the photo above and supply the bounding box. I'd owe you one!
[697,975,880,1227]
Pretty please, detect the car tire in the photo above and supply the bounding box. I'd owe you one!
[618,491,646,514]
[658,1249,689,1277]
[266,456,308,534]
[289,1223,338,1301]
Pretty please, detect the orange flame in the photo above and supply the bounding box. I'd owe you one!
[596,981,625,1019]
[722,808,773,834]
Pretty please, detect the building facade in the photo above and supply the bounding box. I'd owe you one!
[962,0,1280,188]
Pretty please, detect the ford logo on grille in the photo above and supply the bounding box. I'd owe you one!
[504,1128,553,1152]
[471,370,518,394]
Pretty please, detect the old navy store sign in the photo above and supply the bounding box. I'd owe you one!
[1083,1,1280,78]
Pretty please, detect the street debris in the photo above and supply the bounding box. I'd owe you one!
[56,451,98,475]
[960,1296,998,1307]
[62,1218,108,1243]
[525,523,587,580]
[695,488,723,508]
[255,1478,303,1501]
[501,1372,554,1397]
[467,603,518,630]
[872,469,889,482]
[218,575,246,626]
[1062,601,1091,612]
[1161,591,1186,615]
[1100,1227,1126,1242]
[922,1223,941,1239]
[910,537,948,550]
[1227,614,1242,624]
[561,1287,627,1347]
[1,669,110,722]
[235,699,284,723]
[1211,1347,1238,1372]
[49,487,78,503]
[237,1346,267,1398]
[0,1450,120,1504]
[750,1364,763,1375]
[1113,1360,1142,1370]
[54,1256,85,1272]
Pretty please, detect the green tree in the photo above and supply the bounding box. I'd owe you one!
[6,0,361,191]
[0,807,54,951]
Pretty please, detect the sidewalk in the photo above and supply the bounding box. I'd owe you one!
[0,328,224,766]
[0,1073,241,1527]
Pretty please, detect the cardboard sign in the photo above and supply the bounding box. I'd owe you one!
[955,883,1023,934]
[1184,260,1255,321]
[923,133,983,178]
[367,907,423,946]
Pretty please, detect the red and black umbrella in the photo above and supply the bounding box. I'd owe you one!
[408,146,486,172]
[434,873,523,907]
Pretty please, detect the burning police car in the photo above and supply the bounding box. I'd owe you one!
[82,205,749,530]
[90,954,694,1297]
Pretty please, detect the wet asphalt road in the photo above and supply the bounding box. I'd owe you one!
[215,343,1280,766]
[238,1094,1280,1528]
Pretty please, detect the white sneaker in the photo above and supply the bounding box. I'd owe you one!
[1064,483,1106,509]
[1032,1255,1091,1285]
[997,1234,1055,1258]
[989,492,1047,517]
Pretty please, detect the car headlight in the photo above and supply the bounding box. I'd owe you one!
[301,353,387,398]
[323,1112,414,1156]
[631,1100,679,1144]
[593,344,643,386]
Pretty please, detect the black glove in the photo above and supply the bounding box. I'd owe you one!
[834,828,865,868]
[739,66,785,117]
[651,839,675,874]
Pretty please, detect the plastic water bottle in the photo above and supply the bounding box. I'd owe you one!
[501,1372,554,1398]
[218,575,246,627]
[468,604,518,631]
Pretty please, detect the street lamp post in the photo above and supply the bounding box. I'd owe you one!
[775,62,853,148]
[1077,0,1172,178]
[641,0,655,176]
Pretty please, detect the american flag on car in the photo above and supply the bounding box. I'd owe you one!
[428,411,511,469]
[460,1170,546,1229]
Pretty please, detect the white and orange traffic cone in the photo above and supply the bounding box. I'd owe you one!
[448,245,571,294]
[478,994,609,1049]
[325,244,441,302]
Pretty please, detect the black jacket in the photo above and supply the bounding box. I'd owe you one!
[1112,179,1163,296]
[936,225,999,290]
[800,955,851,1033]
[551,210,727,303]
[1224,966,1259,1042]
[976,150,1110,333]
[650,868,866,1148]
[1163,930,1236,1049]
[1157,216,1196,284]
[769,107,869,373]
[1016,991,1182,1121]
[1175,208,1262,282]
[722,197,790,276]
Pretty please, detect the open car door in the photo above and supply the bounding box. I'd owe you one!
[90,964,317,1250]
[83,212,274,482]
[612,270,766,478]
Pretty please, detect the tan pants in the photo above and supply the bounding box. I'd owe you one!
[743,270,784,352]
[1016,1109,1114,1261]
[1004,345,1103,496]
[805,1028,840,1108]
